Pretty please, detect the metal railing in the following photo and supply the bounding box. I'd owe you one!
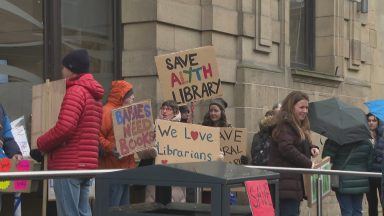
[0,166,380,216]
[0,169,123,180]
[247,165,382,216]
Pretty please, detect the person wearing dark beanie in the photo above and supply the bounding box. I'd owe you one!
[36,48,104,216]
[202,98,229,127]
[62,49,90,74]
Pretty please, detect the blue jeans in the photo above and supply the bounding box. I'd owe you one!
[53,178,92,216]
[109,184,129,207]
[279,199,300,216]
[336,192,363,216]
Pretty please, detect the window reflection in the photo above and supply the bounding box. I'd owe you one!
[290,0,314,69]
[0,0,43,124]
[61,0,114,91]
[0,0,43,83]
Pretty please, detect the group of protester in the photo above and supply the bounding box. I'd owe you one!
[0,49,381,216]
[27,49,243,215]
[250,91,381,216]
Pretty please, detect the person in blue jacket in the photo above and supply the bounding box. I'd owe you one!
[365,113,384,216]
[0,104,22,159]
[0,104,23,213]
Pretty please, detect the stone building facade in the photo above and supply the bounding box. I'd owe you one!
[122,0,383,214]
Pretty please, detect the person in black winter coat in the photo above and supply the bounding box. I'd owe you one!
[366,113,383,216]
[267,91,319,216]
[251,110,275,165]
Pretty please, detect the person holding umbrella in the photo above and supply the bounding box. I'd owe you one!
[267,91,319,216]
[309,98,372,216]
[366,113,383,216]
[322,138,372,216]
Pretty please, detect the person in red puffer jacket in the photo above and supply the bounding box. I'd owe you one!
[36,49,104,216]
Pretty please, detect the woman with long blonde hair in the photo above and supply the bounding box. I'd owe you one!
[268,91,319,216]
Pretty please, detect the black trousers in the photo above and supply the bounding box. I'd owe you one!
[367,177,383,216]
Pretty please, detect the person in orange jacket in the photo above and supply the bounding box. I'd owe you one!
[99,80,135,207]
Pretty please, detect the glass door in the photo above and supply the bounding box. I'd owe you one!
[0,0,44,121]
[61,0,118,101]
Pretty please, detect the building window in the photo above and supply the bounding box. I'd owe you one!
[61,0,119,93]
[0,0,120,126]
[0,0,44,121]
[290,0,315,69]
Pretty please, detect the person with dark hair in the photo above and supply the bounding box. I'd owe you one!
[179,105,192,123]
[202,98,247,164]
[251,110,276,165]
[202,98,230,127]
[201,98,247,204]
[36,49,104,216]
[143,100,185,203]
[178,104,196,202]
[159,100,181,121]
[365,113,383,216]
[267,91,319,216]
[98,80,136,207]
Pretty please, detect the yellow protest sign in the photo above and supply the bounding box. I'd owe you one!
[155,120,220,164]
[155,46,223,105]
[220,128,247,164]
[112,100,155,157]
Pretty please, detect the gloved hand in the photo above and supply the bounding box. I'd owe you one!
[240,155,248,165]
[30,149,43,162]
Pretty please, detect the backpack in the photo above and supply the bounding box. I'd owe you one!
[251,131,272,166]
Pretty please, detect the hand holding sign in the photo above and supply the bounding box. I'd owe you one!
[112,100,155,158]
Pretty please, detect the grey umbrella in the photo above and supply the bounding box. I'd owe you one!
[308,98,371,145]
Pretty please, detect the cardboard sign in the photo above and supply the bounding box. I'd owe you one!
[0,159,36,193]
[155,46,223,105]
[112,100,155,158]
[220,128,247,164]
[245,180,275,216]
[303,156,332,207]
[31,79,66,149]
[154,120,220,164]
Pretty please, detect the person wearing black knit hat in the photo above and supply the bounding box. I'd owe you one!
[202,98,229,127]
[202,98,248,166]
[210,98,228,110]
[35,48,104,216]
[61,49,90,77]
